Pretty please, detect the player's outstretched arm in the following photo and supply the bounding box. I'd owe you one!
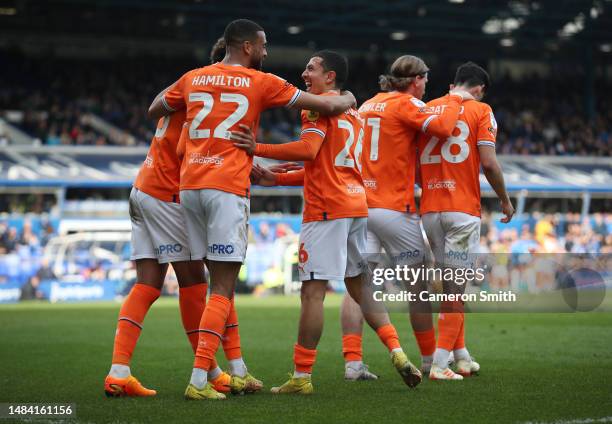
[251,163,305,187]
[479,145,514,223]
[231,124,324,161]
[291,90,356,116]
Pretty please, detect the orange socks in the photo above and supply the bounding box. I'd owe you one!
[193,294,231,371]
[294,343,317,374]
[413,328,436,356]
[342,334,363,362]
[376,323,401,352]
[453,316,465,350]
[112,283,160,365]
[178,283,207,353]
[222,298,242,360]
[437,313,463,351]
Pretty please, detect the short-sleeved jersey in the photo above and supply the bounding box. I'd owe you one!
[418,95,497,217]
[163,63,301,197]
[300,94,368,223]
[358,91,442,213]
[133,110,186,202]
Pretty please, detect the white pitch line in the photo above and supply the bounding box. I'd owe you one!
[519,417,612,424]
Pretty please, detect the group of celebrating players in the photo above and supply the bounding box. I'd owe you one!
[103,18,514,400]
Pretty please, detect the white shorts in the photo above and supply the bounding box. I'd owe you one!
[180,189,249,262]
[421,212,480,268]
[366,208,425,266]
[129,188,191,264]
[298,217,367,281]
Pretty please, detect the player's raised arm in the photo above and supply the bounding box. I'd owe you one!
[291,90,355,116]
[147,72,190,120]
[147,84,174,120]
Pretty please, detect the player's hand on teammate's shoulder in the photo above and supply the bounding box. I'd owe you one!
[340,90,357,108]
[500,199,515,223]
[448,84,475,101]
[230,124,257,155]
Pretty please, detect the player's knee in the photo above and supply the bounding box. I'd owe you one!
[300,282,326,303]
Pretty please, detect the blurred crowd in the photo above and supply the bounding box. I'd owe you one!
[0,52,610,156]
[480,212,612,255]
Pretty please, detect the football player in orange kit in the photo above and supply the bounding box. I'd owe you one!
[104,38,260,398]
[339,55,474,379]
[148,19,356,400]
[231,50,422,394]
[418,62,514,380]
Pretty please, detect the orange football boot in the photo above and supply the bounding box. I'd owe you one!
[104,375,157,397]
[210,372,231,394]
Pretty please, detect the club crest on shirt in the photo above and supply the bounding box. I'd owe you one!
[306,110,319,122]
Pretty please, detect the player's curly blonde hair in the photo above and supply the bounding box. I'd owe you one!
[379,55,429,92]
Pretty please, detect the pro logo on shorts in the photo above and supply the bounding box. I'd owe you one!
[446,250,468,261]
[155,243,183,255]
[306,110,319,122]
[209,244,235,255]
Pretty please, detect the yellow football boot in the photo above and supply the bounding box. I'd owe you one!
[391,351,422,388]
[184,382,226,400]
[270,373,313,395]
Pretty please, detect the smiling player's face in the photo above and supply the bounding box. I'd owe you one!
[301,57,328,95]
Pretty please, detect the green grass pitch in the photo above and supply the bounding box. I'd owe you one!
[1,295,611,424]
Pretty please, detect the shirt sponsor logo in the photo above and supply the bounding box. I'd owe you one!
[144,155,153,168]
[347,184,365,194]
[363,179,377,190]
[426,179,456,191]
[208,244,235,255]
[155,243,183,256]
[188,153,224,166]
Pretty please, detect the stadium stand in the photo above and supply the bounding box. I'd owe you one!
[1,53,610,155]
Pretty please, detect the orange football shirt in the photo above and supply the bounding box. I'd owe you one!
[418,95,497,217]
[133,110,185,202]
[358,91,463,213]
[163,63,301,197]
[254,93,368,222]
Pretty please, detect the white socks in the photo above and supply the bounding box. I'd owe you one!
[345,360,363,370]
[421,355,433,369]
[454,348,470,362]
[228,358,247,378]
[109,364,130,379]
[433,348,451,369]
[190,368,208,390]
[208,366,223,380]
[390,347,403,356]
[293,370,310,378]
